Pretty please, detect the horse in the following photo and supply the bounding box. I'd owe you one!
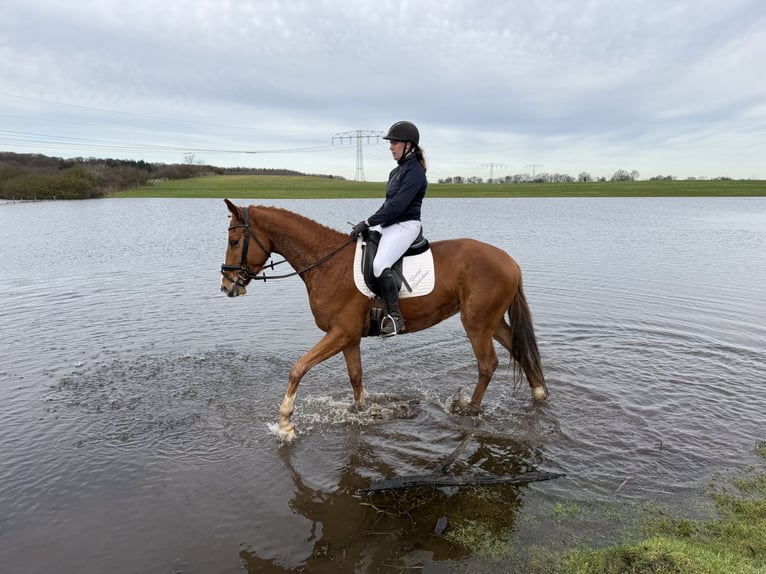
[220,199,548,440]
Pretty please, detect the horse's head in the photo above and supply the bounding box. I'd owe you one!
[220,199,272,297]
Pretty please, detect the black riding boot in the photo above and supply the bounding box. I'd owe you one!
[377,268,405,337]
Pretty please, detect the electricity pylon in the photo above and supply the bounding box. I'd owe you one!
[332,130,383,181]
[525,163,544,177]
[479,162,507,182]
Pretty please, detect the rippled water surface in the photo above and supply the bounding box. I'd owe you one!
[1,197,765,573]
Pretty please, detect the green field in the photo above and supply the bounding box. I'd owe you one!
[114,175,766,198]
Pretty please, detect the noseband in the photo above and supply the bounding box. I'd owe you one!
[221,206,355,285]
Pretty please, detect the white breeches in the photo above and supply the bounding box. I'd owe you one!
[370,220,422,278]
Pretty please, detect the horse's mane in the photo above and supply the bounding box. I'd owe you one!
[253,205,346,251]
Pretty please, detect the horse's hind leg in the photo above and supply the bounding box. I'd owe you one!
[494,317,548,401]
[462,325,499,414]
[493,319,512,353]
[343,344,365,411]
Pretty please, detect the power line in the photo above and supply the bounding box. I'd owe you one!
[332,130,383,181]
[0,91,308,136]
[0,129,335,155]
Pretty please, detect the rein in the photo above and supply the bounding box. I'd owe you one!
[221,206,355,282]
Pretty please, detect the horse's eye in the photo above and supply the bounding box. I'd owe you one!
[230,240,239,248]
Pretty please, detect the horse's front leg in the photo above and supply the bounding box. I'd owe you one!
[278,330,351,440]
[343,344,364,412]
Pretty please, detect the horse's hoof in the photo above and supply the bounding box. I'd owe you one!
[277,423,296,442]
[348,402,366,414]
[449,399,481,416]
[533,386,549,401]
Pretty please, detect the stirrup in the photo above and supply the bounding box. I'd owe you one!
[380,314,405,337]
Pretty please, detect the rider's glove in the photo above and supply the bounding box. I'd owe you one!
[350,220,369,238]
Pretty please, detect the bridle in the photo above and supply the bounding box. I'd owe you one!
[220,206,354,286]
[221,206,268,287]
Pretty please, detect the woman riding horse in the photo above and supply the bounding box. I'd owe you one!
[220,200,549,440]
[350,121,427,337]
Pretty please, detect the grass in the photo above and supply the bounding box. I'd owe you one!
[445,519,513,559]
[523,445,766,574]
[112,174,766,198]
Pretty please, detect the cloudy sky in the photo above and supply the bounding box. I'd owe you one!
[2,0,764,181]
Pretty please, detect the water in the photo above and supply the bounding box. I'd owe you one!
[1,197,765,573]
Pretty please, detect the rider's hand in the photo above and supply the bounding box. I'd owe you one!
[350,220,369,238]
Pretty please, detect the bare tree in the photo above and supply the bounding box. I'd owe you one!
[611,169,632,181]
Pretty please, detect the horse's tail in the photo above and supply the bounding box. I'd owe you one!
[508,281,548,398]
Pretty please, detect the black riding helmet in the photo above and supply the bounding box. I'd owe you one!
[382,121,419,146]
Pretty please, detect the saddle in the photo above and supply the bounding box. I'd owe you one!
[361,229,430,297]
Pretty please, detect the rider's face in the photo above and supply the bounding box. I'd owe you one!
[389,140,408,161]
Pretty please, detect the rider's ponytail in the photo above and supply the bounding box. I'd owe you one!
[413,145,427,173]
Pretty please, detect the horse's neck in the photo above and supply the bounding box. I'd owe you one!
[256,207,343,271]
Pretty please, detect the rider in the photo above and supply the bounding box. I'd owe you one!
[350,121,427,337]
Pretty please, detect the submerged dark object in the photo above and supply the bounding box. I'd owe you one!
[434,516,449,535]
[366,470,565,492]
[364,434,565,493]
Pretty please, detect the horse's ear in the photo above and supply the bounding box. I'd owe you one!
[224,198,240,218]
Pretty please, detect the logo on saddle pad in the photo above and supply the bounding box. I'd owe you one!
[353,232,435,298]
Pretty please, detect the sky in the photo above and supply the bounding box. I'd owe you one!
[1,0,765,182]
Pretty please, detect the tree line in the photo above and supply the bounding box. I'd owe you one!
[438,170,733,184]
[0,152,333,200]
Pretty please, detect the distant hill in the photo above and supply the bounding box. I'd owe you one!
[0,151,343,200]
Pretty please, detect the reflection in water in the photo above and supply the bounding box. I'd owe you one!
[240,427,546,572]
[34,348,557,572]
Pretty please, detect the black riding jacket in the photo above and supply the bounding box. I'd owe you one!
[367,152,427,228]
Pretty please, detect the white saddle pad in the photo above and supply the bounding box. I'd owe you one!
[353,238,435,298]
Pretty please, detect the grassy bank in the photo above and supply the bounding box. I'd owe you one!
[113,175,766,198]
[521,443,766,573]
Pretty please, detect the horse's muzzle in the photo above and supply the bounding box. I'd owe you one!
[220,278,247,297]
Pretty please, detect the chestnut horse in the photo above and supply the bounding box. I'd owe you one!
[220,199,548,439]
